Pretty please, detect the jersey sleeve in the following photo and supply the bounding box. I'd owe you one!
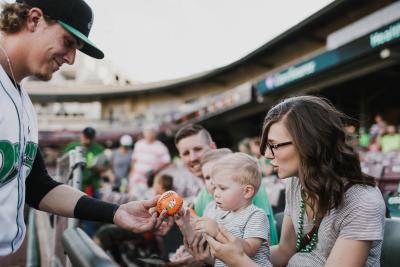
[25,149,62,209]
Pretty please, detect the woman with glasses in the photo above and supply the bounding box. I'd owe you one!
[204,95,385,267]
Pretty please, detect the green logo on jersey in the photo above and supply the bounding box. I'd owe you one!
[0,141,37,186]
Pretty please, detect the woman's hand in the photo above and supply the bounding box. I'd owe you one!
[205,225,258,267]
[185,232,213,264]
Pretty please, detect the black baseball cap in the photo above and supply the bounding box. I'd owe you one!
[82,127,96,139]
[17,0,104,59]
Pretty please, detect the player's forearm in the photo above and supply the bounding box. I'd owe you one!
[38,184,84,217]
[39,184,119,223]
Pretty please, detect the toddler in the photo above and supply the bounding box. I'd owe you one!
[195,152,271,267]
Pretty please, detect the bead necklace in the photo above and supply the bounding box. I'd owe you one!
[295,199,319,253]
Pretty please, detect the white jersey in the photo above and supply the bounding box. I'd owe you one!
[0,65,38,255]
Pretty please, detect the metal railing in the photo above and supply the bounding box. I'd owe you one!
[62,228,116,267]
[27,147,117,267]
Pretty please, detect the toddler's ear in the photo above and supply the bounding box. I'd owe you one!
[243,185,255,199]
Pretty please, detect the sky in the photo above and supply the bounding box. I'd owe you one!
[16,0,334,83]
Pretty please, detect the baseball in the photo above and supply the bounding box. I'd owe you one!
[156,190,183,216]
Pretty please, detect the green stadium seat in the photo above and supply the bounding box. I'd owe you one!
[381,218,400,267]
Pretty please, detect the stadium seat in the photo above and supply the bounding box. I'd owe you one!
[379,164,400,193]
[274,211,284,241]
[361,163,384,179]
[381,218,400,267]
[382,164,400,180]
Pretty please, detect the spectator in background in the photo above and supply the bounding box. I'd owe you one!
[64,127,105,237]
[109,135,133,191]
[358,126,371,151]
[238,138,252,155]
[379,125,400,153]
[152,173,173,195]
[65,127,104,198]
[345,125,359,151]
[129,123,171,200]
[370,114,387,139]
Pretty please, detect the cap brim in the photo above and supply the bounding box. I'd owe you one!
[58,21,104,59]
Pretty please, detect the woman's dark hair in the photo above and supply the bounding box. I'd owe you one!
[260,95,375,220]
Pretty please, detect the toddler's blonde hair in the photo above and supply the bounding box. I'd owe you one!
[211,152,261,192]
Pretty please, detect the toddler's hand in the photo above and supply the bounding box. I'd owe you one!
[194,217,219,237]
[175,207,197,244]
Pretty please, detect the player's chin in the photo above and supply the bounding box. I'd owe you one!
[34,72,53,81]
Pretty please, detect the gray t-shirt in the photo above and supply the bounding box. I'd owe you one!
[285,177,385,267]
[206,203,272,267]
[111,149,132,187]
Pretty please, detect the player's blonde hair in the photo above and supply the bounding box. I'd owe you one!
[0,2,54,33]
[211,152,261,192]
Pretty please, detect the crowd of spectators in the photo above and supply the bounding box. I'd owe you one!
[54,111,398,266]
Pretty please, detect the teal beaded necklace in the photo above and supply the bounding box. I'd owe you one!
[295,199,319,253]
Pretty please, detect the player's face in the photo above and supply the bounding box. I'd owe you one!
[29,18,83,81]
[201,162,216,195]
[176,132,212,178]
[213,171,246,211]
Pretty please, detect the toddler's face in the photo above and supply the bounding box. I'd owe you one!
[213,171,246,211]
[201,162,216,195]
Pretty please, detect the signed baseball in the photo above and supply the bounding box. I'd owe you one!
[157,191,183,216]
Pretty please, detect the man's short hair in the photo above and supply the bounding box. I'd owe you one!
[211,152,261,193]
[174,124,213,146]
[82,127,96,140]
[200,148,232,167]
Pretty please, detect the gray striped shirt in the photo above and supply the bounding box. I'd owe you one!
[206,203,272,267]
[285,177,385,267]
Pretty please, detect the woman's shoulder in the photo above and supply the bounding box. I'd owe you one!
[343,184,385,211]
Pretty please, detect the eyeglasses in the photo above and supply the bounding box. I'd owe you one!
[266,141,293,157]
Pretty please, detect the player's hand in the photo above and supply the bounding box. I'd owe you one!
[155,215,174,236]
[113,196,166,233]
[194,217,219,237]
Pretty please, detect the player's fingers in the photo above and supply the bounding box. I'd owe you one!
[142,195,159,209]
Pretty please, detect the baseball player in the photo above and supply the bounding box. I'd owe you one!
[0,0,165,255]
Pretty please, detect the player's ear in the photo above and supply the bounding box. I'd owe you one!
[27,8,44,32]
